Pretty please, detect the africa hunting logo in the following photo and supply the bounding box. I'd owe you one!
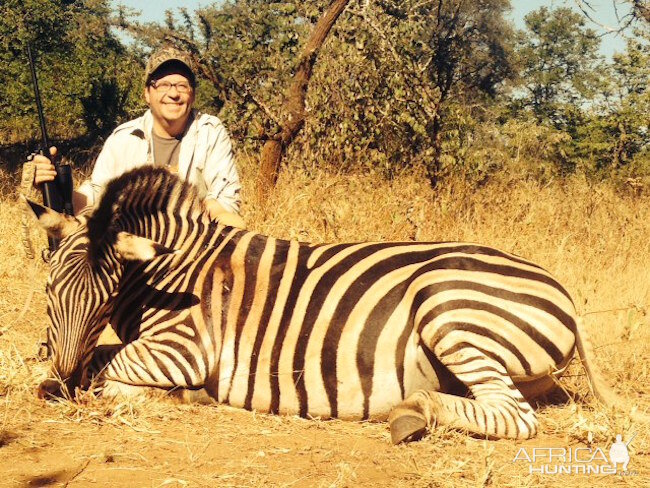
[513,433,637,475]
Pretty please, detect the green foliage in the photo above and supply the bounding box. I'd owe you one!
[509,6,649,178]
[513,6,602,129]
[0,0,142,145]
[1,0,648,188]
[121,0,515,182]
[294,0,516,180]
[0,0,70,141]
[602,29,650,172]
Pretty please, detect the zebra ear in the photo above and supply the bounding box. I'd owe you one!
[114,232,177,261]
[22,195,80,240]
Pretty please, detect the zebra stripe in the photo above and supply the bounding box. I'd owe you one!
[34,167,620,441]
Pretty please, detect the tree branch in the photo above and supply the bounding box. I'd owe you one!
[257,0,351,201]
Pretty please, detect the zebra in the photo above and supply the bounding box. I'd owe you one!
[26,166,626,443]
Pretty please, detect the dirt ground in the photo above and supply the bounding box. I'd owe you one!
[2,349,647,488]
[1,169,649,487]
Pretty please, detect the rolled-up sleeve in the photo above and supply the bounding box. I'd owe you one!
[203,124,241,214]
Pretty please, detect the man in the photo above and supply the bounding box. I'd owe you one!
[32,46,244,227]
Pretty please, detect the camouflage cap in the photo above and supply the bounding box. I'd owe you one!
[144,46,195,85]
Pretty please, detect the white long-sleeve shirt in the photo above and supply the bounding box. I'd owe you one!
[78,109,241,213]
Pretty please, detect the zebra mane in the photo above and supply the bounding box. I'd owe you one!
[86,167,204,259]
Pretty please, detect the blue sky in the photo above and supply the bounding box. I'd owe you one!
[112,0,631,56]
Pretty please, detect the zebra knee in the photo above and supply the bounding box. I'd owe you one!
[168,388,215,405]
[100,380,156,399]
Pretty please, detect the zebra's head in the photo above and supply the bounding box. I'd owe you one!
[24,198,174,399]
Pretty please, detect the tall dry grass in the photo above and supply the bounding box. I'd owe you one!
[240,158,649,319]
[0,158,648,486]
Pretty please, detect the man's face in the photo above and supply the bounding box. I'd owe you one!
[145,63,195,130]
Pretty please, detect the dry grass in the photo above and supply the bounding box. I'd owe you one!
[0,158,648,487]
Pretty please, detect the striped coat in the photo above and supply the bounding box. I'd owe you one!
[29,167,620,442]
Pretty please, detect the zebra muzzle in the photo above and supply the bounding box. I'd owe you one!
[37,378,64,400]
[37,365,85,400]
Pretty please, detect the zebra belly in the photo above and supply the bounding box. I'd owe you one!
[364,344,452,420]
[218,335,441,420]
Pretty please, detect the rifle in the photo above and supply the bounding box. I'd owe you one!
[27,45,74,254]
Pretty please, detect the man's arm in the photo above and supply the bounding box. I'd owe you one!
[201,119,243,218]
[75,128,134,212]
[203,198,245,228]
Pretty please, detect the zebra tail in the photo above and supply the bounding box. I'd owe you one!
[574,316,650,424]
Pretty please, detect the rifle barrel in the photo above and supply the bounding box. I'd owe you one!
[27,44,68,255]
[27,45,52,162]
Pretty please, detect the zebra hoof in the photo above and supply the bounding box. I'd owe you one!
[187,388,215,404]
[170,388,215,404]
[389,414,428,444]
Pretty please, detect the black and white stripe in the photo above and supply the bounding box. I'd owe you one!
[34,167,618,441]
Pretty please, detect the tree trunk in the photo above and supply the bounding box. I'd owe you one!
[256,0,351,203]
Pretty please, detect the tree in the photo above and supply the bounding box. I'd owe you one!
[120,1,351,201]
[513,6,602,130]
[632,0,650,22]
[300,0,516,183]
[256,0,351,201]
[120,0,515,189]
[0,0,72,142]
[0,0,141,145]
[511,6,649,175]
[574,27,650,171]
[574,1,650,28]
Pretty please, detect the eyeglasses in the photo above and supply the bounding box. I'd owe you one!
[149,80,193,94]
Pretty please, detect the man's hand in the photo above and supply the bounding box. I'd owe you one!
[31,146,57,187]
[215,211,246,228]
[29,146,89,215]
[203,198,245,228]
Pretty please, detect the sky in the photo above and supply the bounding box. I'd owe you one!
[112,0,632,57]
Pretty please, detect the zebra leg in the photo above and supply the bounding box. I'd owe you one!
[389,349,537,443]
[88,343,213,404]
[99,380,214,404]
[87,345,156,398]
